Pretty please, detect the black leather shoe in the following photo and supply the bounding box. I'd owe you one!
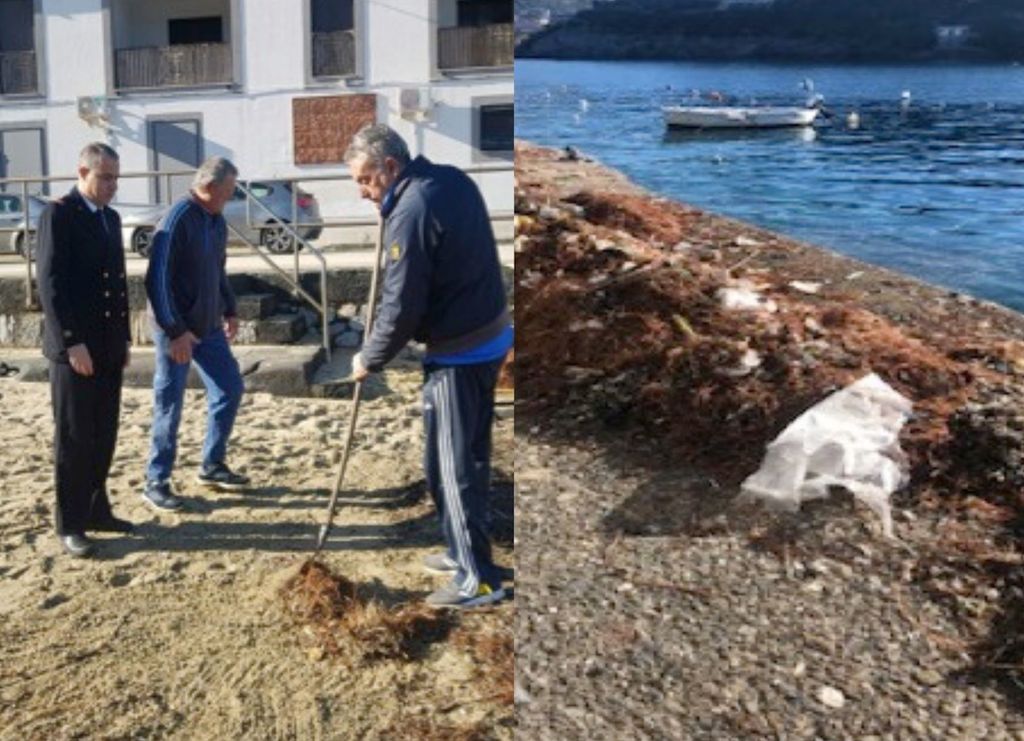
[60,533,94,558]
[88,516,134,534]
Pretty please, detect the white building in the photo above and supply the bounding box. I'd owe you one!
[0,0,513,235]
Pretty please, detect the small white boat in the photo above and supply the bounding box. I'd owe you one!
[663,105,820,129]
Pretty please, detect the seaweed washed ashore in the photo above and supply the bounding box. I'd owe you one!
[515,141,1024,691]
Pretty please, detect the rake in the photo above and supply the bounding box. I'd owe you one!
[313,217,385,556]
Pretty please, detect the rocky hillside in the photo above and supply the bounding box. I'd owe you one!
[516,0,1024,62]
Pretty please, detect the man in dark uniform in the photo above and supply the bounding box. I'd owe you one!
[346,124,512,609]
[36,142,133,558]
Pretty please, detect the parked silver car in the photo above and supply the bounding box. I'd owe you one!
[225,180,324,254]
[0,193,46,256]
[2,180,323,258]
[129,180,324,257]
[1,193,166,258]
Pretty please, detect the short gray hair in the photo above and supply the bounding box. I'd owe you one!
[344,124,410,168]
[79,142,119,170]
[193,156,239,190]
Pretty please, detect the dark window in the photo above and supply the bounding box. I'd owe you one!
[479,104,513,153]
[0,194,21,213]
[458,0,512,27]
[312,0,354,33]
[0,0,34,52]
[168,17,223,45]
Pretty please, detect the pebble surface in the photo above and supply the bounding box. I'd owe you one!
[515,425,1024,740]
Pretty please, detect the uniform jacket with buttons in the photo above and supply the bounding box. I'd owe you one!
[36,187,131,372]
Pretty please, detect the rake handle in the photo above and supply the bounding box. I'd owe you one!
[313,216,386,555]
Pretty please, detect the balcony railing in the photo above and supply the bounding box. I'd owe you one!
[312,30,357,78]
[0,50,38,95]
[115,43,233,90]
[438,23,513,71]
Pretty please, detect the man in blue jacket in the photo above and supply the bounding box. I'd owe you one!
[142,156,249,511]
[347,124,512,609]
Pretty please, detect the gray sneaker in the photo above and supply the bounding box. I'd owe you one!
[142,480,184,512]
[425,580,506,610]
[422,552,458,575]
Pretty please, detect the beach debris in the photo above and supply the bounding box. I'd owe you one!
[721,348,763,378]
[788,280,823,295]
[671,313,698,339]
[734,235,762,248]
[538,205,566,222]
[818,685,846,709]
[560,145,580,161]
[740,373,913,537]
[279,560,453,664]
[515,681,533,705]
[948,383,1024,493]
[386,719,491,741]
[717,283,778,313]
[450,621,514,706]
[569,319,605,332]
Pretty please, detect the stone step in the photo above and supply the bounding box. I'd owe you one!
[234,292,279,320]
[4,345,326,397]
[245,312,308,344]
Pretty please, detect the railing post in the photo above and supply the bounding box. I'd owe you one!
[322,269,331,361]
[22,180,33,310]
[292,183,299,285]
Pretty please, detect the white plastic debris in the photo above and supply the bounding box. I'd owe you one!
[717,283,778,313]
[788,280,823,294]
[568,318,605,332]
[740,373,912,537]
[721,348,763,378]
[538,205,563,221]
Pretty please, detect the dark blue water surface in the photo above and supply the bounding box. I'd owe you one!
[516,60,1024,310]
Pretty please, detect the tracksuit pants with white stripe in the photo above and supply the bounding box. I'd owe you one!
[422,358,503,596]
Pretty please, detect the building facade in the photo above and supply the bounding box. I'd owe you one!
[0,0,513,226]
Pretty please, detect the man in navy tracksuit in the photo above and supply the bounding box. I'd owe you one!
[347,124,512,609]
[142,156,250,511]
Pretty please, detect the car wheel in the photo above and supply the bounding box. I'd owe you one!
[261,221,299,254]
[132,228,154,258]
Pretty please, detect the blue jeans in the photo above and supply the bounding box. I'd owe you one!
[146,325,244,484]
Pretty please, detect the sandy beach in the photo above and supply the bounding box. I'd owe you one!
[0,366,513,739]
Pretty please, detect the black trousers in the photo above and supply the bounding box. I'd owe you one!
[49,361,123,535]
[422,358,503,594]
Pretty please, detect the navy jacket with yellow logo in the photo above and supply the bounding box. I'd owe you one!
[361,156,509,371]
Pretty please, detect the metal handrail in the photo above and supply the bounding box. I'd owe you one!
[231,179,333,359]
[0,162,513,312]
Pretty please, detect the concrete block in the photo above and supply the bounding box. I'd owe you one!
[235,293,279,320]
